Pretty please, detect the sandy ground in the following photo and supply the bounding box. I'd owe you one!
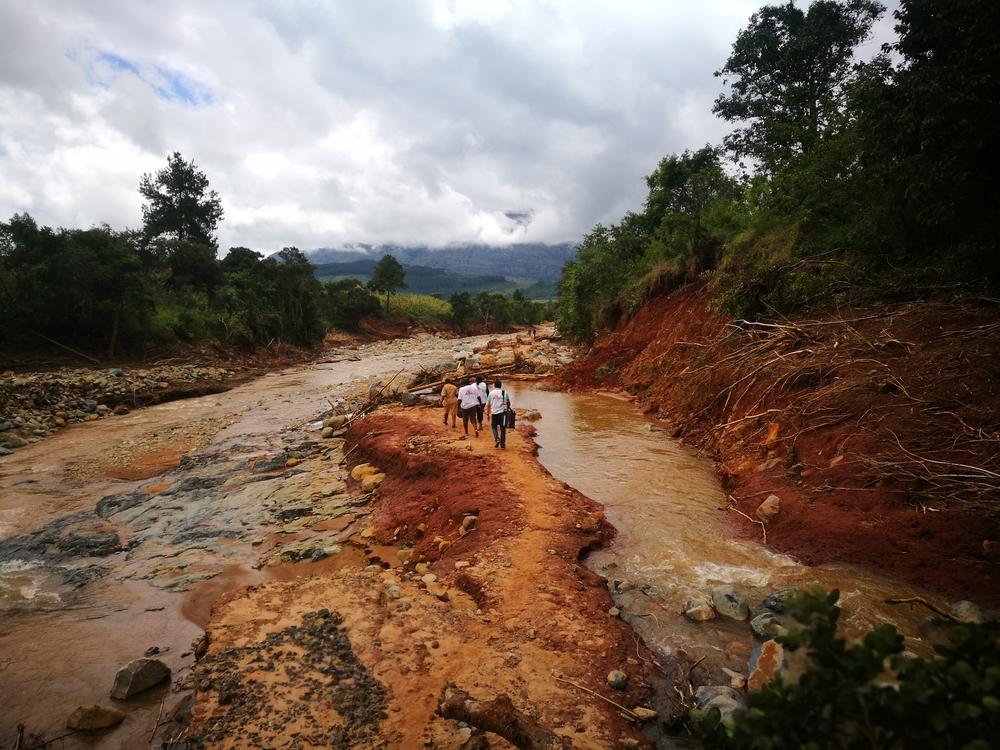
[188,405,685,748]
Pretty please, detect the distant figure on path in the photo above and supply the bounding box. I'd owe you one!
[440,379,458,428]
[457,378,481,437]
[485,379,511,449]
[475,375,488,432]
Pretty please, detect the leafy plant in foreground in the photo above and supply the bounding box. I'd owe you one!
[694,588,999,749]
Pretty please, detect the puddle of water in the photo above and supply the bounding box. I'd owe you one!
[508,385,952,665]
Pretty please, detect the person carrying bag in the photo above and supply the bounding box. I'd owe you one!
[485,378,513,449]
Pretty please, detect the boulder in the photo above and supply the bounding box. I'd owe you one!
[711,586,750,620]
[761,588,797,614]
[67,704,125,731]
[110,657,171,699]
[350,463,379,481]
[694,686,745,719]
[323,415,348,429]
[400,392,422,407]
[755,494,780,523]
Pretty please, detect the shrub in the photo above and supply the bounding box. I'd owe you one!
[694,588,999,749]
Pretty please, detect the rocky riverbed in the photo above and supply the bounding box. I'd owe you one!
[0,327,585,748]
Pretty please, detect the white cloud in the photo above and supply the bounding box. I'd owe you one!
[0,0,898,253]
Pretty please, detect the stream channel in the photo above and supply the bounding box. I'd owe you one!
[508,384,953,678]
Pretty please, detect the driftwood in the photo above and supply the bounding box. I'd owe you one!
[408,364,517,394]
[437,684,571,750]
[32,332,100,364]
[884,596,961,623]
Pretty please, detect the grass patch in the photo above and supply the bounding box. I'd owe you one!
[388,293,452,324]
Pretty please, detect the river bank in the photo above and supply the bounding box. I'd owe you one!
[555,283,1000,607]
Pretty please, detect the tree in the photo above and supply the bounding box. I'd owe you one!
[139,152,224,247]
[367,254,407,310]
[856,0,1000,278]
[323,279,381,331]
[448,292,474,329]
[713,0,884,173]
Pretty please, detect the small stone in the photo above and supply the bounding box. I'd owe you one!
[755,494,780,523]
[109,658,170,699]
[67,704,125,731]
[620,740,640,749]
[694,686,745,719]
[285,457,300,467]
[421,573,438,585]
[630,707,657,721]
[761,588,797,614]
[608,606,621,618]
[321,426,334,439]
[684,596,716,622]
[454,560,471,569]
[606,670,628,690]
[722,667,746,690]
[460,515,478,533]
[361,473,386,491]
[414,562,429,574]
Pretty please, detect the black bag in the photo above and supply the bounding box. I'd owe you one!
[503,391,516,428]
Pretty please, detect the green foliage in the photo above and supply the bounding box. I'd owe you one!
[139,151,224,248]
[694,588,999,749]
[367,254,407,309]
[389,293,451,325]
[713,0,884,173]
[322,279,381,331]
[448,292,475,328]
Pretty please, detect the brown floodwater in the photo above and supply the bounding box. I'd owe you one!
[507,385,962,669]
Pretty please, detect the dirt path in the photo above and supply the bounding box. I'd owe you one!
[188,405,683,748]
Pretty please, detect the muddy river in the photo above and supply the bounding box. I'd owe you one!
[508,385,956,670]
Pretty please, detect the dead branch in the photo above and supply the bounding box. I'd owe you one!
[552,676,639,720]
[407,364,517,394]
[884,596,961,623]
[437,683,571,749]
[32,331,100,364]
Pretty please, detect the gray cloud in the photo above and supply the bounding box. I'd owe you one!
[0,0,897,253]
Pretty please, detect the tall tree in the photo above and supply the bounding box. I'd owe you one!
[367,254,407,309]
[857,0,1000,275]
[714,0,884,173]
[139,152,224,247]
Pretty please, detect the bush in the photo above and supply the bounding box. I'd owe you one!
[390,293,452,325]
[694,588,999,749]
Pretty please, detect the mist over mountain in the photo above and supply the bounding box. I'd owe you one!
[307,243,577,283]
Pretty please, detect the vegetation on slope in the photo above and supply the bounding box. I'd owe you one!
[555,0,999,344]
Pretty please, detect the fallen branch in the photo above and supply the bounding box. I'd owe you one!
[437,683,571,749]
[553,676,639,721]
[32,332,100,364]
[884,596,961,623]
[726,499,767,545]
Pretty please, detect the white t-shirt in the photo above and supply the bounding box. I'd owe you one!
[487,388,508,414]
[458,384,482,409]
[477,382,489,403]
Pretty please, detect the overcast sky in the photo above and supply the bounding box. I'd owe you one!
[0,1,897,253]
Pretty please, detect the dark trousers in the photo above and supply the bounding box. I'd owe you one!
[462,406,478,433]
[491,413,507,448]
[475,404,485,427]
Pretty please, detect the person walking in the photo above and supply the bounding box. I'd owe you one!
[440,379,458,428]
[475,375,488,432]
[485,378,511,449]
[457,378,482,437]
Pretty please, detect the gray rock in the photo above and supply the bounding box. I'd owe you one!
[694,686,745,719]
[951,600,991,624]
[750,611,787,639]
[96,491,149,518]
[712,586,750,620]
[67,704,125,730]
[606,670,628,690]
[400,392,422,407]
[0,446,11,456]
[107,368,124,377]
[761,588,797,614]
[110,658,170,699]
[1,434,28,448]
[56,531,120,558]
[0,420,14,432]
[62,564,111,588]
